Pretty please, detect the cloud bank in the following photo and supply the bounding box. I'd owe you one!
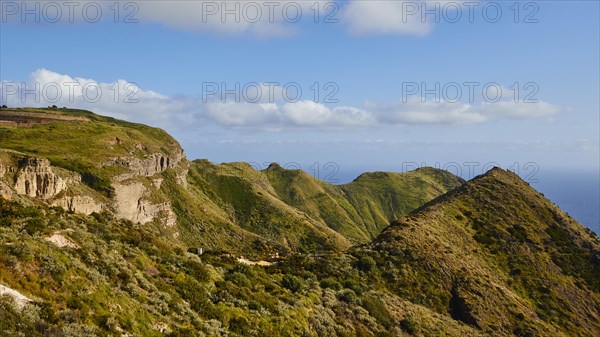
[1,69,562,131]
[2,0,473,37]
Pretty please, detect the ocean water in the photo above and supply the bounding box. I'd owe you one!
[532,170,600,235]
[332,169,600,235]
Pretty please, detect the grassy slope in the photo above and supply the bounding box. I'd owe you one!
[175,160,350,257]
[0,108,183,195]
[1,108,463,257]
[0,198,482,337]
[356,168,600,336]
[264,164,464,243]
[1,168,598,336]
[178,160,463,256]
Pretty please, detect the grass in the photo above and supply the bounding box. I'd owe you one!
[0,108,182,195]
[1,109,599,336]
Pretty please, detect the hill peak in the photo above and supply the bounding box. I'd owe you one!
[366,166,600,335]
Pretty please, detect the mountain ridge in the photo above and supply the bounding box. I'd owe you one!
[0,107,463,257]
[360,167,600,336]
[0,107,598,336]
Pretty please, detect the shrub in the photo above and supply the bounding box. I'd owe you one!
[24,217,47,235]
[337,289,359,304]
[183,260,210,282]
[248,300,261,310]
[355,256,377,273]
[281,274,303,293]
[400,316,417,334]
[362,296,394,329]
[226,272,252,288]
[320,277,342,291]
[8,243,33,261]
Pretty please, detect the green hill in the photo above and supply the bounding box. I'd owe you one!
[265,164,464,242]
[0,108,462,257]
[1,108,598,336]
[355,168,600,336]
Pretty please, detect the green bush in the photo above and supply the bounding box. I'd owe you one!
[362,296,394,329]
[355,255,377,273]
[400,316,417,334]
[226,272,252,288]
[320,277,342,291]
[281,274,303,293]
[337,289,359,304]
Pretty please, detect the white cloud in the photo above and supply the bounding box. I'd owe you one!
[0,68,195,129]
[1,69,563,131]
[204,101,280,126]
[341,0,468,36]
[281,101,375,127]
[369,98,561,125]
[134,0,334,38]
[1,0,462,37]
[341,0,432,36]
[202,100,374,128]
[472,101,561,119]
[137,0,461,37]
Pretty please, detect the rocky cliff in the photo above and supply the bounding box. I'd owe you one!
[0,108,464,256]
[0,150,184,225]
[104,150,186,181]
[0,108,187,227]
[14,157,69,199]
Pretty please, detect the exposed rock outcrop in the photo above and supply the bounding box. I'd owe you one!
[51,195,103,215]
[45,231,79,248]
[112,182,176,226]
[0,284,32,309]
[105,151,185,181]
[0,181,12,200]
[176,164,189,189]
[14,157,68,199]
[2,152,181,225]
[3,156,104,213]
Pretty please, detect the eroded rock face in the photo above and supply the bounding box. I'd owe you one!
[105,151,185,181]
[0,181,12,200]
[3,156,105,213]
[112,182,176,225]
[3,152,181,226]
[14,157,68,199]
[51,195,103,215]
[176,166,189,189]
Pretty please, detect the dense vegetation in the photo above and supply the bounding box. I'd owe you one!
[0,198,481,336]
[1,108,599,336]
[1,108,463,258]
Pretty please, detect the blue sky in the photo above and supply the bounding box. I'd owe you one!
[1,0,599,181]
